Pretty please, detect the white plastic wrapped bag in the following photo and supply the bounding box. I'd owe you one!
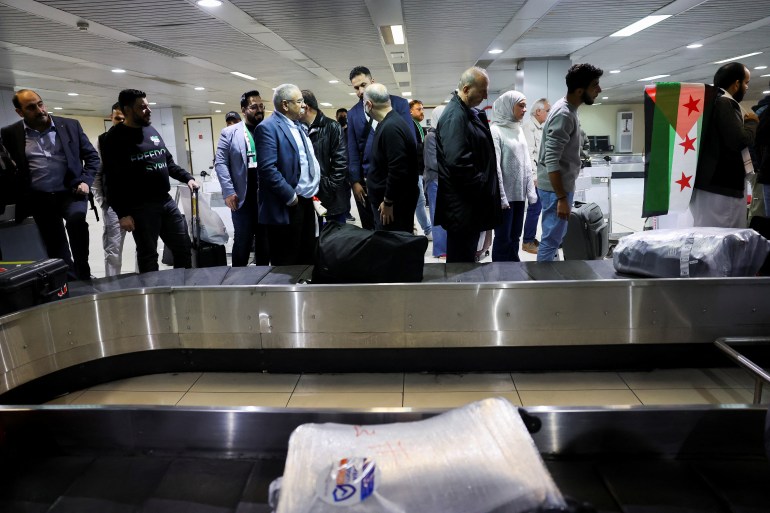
[177,186,229,245]
[274,398,565,513]
[613,227,770,277]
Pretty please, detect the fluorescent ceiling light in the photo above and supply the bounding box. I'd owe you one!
[231,71,256,80]
[593,103,602,105]
[391,25,404,45]
[329,80,339,84]
[148,102,157,105]
[111,68,126,73]
[208,100,225,105]
[714,52,762,64]
[488,49,503,54]
[349,92,356,96]
[610,15,671,37]
[762,74,770,77]
[610,70,621,74]
[67,92,79,96]
[602,96,608,99]
[194,87,205,91]
[638,74,670,81]
[215,109,222,113]
[197,0,222,6]
[402,92,412,96]
[764,90,770,94]
[53,107,62,110]
[686,43,702,49]
[755,66,767,70]
[320,102,333,107]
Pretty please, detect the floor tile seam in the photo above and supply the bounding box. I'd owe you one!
[628,385,754,390]
[287,373,303,407]
[185,372,205,393]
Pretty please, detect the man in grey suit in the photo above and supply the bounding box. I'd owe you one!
[214,90,269,266]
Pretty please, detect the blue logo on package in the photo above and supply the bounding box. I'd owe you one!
[359,461,376,501]
[333,484,356,502]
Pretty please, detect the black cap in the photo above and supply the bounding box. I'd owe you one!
[225,111,241,122]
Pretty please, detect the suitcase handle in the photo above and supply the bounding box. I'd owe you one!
[191,187,201,247]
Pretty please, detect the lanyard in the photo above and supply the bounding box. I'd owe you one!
[244,126,257,168]
[413,120,425,142]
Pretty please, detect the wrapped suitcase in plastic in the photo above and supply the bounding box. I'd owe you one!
[312,222,428,283]
[613,228,770,278]
[191,188,226,268]
[0,258,69,315]
[562,202,608,260]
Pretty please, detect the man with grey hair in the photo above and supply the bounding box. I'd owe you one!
[255,83,320,265]
[364,84,419,232]
[521,97,549,254]
[435,67,501,262]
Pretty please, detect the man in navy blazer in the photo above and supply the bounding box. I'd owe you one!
[1,89,99,279]
[255,84,320,265]
[347,66,415,230]
[215,89,269,266]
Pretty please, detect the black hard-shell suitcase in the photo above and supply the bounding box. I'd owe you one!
[0,258,69,315]
[312,222,428,283]
[191,188,226,268]
[562,202,609,260]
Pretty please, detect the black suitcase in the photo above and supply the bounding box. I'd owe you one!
[312,222,428,283]
[0,258,69,315]
[562,202,609,260]
[191,188,226,268]
[749,216,770,276]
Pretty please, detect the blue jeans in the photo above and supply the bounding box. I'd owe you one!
[425,177,447,256]
[523,189,542,243]
[764,184,770,217]
[492,201,525,262]
[415,176,431,235]
[536,189,573,262]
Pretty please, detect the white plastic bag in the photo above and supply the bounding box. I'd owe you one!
[178,187,229,245]
[274,398,565,513]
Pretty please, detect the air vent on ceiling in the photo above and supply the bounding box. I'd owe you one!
[398,81,410,87]
[475,60,493,69]
[128,40,187,58]
[393,63,408,73]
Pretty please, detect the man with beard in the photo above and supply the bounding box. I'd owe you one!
[691,62,758,227]
[101,89,199,273]
[536,63,603,262]
[214,90,270,266]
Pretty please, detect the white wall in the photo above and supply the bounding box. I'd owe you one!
[578,103,646,154]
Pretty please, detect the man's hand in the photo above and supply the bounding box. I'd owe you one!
[119,216,135,232]
[379,202,393,225]
[75,182,89,195]
[556,197,571,220]
[289,196,299,207]
[745,111,760,123]
[352,182,367,204]
[188,179,200,191]
[225,193,239,211]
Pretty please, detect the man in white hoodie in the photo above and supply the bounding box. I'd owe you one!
[522,98,549,254]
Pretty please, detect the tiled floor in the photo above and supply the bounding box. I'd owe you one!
[47,368,766,409]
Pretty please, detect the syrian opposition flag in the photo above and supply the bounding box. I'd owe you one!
[642,82,717,217]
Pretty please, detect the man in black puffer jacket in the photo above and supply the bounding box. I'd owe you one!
[435,67,501,262]
[301,90,348,223]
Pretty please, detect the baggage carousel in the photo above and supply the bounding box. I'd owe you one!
[0,261,769,511]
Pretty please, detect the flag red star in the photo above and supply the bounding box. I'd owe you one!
[675,172,693,191]
[683,96,700,116]
[679,134,696,153]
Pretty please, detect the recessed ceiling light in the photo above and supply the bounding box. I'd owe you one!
[194,87,205,91]
[196,0,222,6]
[111,68,126,73]
[208,101,225,105]
[443,99,450,103]
[215,109,222,113]
[686,43,703,49]
[349,92,356,96]
[67,92,78,96]
[231,71,256,80]
[593,103,602,105]
[610,15,671,37]
[329,80,339,84]
[638,74,670,81]
[602,97,608,100]
[714,52,762,64]
[489,49,503,54]
[763,90,770,94]
[755,66,768,70]
[610,70,621,74]
[403,92,412,96]
[762,74,770,78]
[390,25,405,45]
[53,107,62,110]
[148,102,157,105]
[320,102,333,107]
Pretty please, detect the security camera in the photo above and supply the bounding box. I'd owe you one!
[76,20,89,31]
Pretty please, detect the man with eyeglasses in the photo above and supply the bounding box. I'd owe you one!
[214,90,270,266]
[521,97,550,254]
[255,84,320,265]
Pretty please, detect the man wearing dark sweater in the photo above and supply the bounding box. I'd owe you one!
[101,89,199,273]
[365,84,419,232]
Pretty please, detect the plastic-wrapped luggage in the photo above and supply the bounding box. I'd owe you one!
[271,398,565,513]
[613,228,770,277]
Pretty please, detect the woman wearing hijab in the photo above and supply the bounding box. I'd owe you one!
[490,91,537,262]
[423,105,448,258]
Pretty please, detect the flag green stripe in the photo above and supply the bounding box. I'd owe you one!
[642,106,674,216]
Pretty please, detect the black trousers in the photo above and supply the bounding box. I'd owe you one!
[265,196,317,266]
[446,229,480,263]
[368,185,419,234]
[354,182,375,230]
[30,191,90,280]
[231,169,270,266]
[131,195,191,273]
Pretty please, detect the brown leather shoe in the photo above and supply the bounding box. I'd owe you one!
[522,241,538,254]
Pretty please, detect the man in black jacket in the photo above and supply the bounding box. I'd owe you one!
[435,67,501,262]
[1,89,100,279]
[364,84,419,232]
[101,89,199,273]
[301,90,348,224]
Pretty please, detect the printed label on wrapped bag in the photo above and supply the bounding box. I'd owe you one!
[317,457,377,506]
